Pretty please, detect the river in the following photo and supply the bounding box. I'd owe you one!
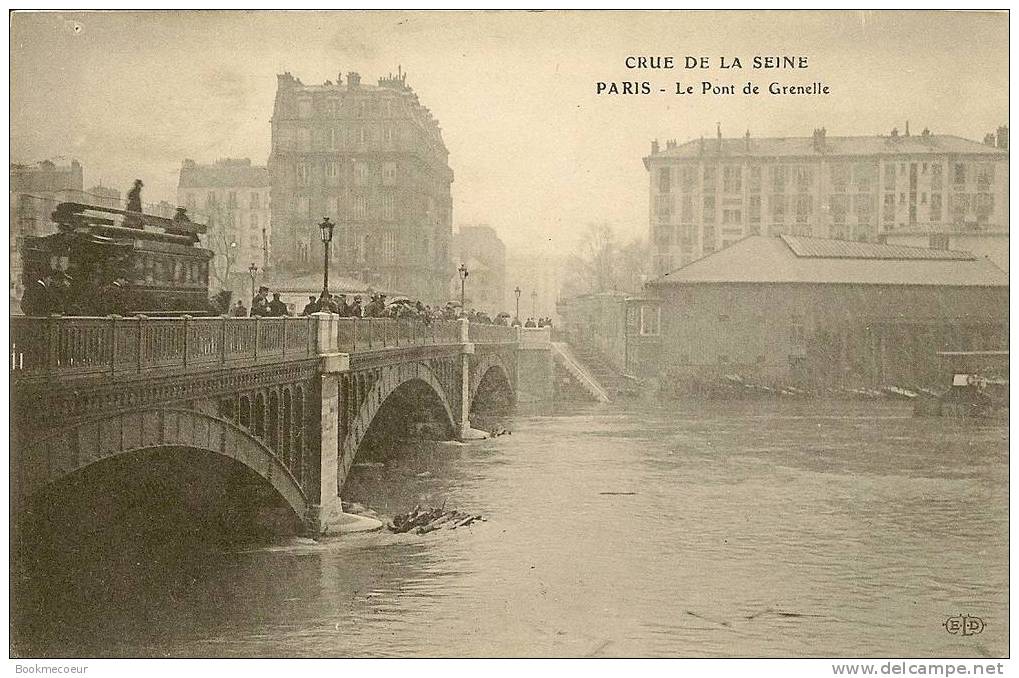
[12,399,1008,658]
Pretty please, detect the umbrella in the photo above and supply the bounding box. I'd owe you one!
[446,300,462,307]
[386,295,412,305]
[496,312,511,318]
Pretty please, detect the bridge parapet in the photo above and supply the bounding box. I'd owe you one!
[468,323,519,344]
[9,315,318,382]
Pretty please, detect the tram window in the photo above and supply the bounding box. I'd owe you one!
[173,261,183,283]
[144,258,155,283]
[185,263,194,283]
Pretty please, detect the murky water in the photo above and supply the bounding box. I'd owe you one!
[13,399,1008,657]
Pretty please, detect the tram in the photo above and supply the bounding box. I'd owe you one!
[19,202,217,316]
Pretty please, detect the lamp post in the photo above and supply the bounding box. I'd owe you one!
[319,216,334,299]
[248,262,258,301]
[457,263,469,314]
[514,286,521,322]
[531,289,538,318]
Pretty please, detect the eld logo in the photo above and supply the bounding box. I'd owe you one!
[943,614,985,636]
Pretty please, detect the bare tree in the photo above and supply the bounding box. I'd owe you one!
[561,222,649,297]
[201,202,238,293]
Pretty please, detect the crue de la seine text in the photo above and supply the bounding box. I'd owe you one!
[596,55,831,96]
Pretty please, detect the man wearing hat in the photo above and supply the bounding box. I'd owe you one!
[250,285,270,317]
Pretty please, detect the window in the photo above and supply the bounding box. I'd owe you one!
[250,192,260,210]
[931,163,943,189]
[771,166,786,193]
[639,305,660,336]
[328,128,338,150]
[793,165,812,192]
[748,196,761,224]
[326,161,339,184]
[380,192,395,220]
[853,163,874,192]
[722,166,742,193]
[884,163,896,189]
[703,166,717,192]
[251,213,259,230]
[656,194,673,221]
[297,128,311,151]
[227,191,237,208]
[358,127,371,146]
[953,163,966,185]
[681,166,697,190]
[748,166,761,193]
[975,193,993,223]
[702,195,715,223]
[352,194,368,219]
[976,163,994,188]
[382,162,397,184]
[830,164,849,192]
[930,234,950,250]
[830,195,848,225]
[382,231,396,263]
[382,126,395,146]
[295,194,311,217]
[297,99,312,118]
[795,195,812,223]
[930,193,942,222]
[296,162,309,185]
[681,196,693,223]
[658,167,671,193]
[354,161,370,185]
[722,209,741,224]
[790,315,805,344]
[883,194,895,222]
[717,355,729,365]
[771,194,786,223]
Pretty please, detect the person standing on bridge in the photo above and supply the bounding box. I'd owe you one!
[302,296,319,315]
[123,179,144,229]
[268,292,289,317]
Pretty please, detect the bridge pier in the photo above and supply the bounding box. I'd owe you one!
[458,318,477,440]
[308,313,349,536]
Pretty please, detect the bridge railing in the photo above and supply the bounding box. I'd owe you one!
[331,317,461,352]
[10,316,317,379]
[468,323,519,344]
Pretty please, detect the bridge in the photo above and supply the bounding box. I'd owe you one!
[9,314,553,535]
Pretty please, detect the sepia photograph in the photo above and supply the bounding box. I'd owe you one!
[6,9,1010,669]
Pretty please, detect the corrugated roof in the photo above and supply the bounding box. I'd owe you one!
[779,234,975,260]
[649,235,1007,288]
[650,134,1006,160]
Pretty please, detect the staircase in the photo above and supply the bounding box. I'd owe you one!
[551,342,611,403]
[564,341,633,397]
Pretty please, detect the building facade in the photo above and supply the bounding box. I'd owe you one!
[268,70,454,302]
[451,225,506,314]
[177,158,271,296]
[644,126,1009,275]
[10,159,85,311]
[628,235,1008,390]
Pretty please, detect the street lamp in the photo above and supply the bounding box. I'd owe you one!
[248,262,258,301]
[531,289,538,318]
[457,263,469,314]
[514,286,521,322]
[319,216,334,299]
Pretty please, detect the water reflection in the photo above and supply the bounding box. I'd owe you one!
[12,399,1007,657]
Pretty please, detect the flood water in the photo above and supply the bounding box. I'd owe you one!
[13,399,1008,658]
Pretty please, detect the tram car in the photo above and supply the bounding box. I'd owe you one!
[19,202,217,317]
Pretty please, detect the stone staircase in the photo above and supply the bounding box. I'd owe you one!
[551,342,611,403]
[562,340,635,397]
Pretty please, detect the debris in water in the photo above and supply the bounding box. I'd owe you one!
[387,504,485,535]
[490,426,512,437]
[599,491,637,496]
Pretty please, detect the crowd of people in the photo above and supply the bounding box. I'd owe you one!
[225,287,554,329]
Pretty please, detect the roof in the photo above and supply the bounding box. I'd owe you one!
[649,134,1007,161]
[178,159,268,189]
[648,235,1008,288]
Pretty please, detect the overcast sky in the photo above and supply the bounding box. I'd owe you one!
[10,10,1008,255]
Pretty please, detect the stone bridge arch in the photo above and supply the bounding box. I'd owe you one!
[468,352,515,413]
[14,408,309,523]
[339,360,458,481]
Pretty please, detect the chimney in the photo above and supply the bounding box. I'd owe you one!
[651,140,660,155]
[744,129,751,151]
[347,71,361,88]
[984,133,996,147]
[666,139,677,150]
[716,122,722,152]
[905,120,910,137]
[890,126,899,139]
[699,136,705,155]
[812,127,827,152]
[336,72,343,85]
[996,125,1009,150]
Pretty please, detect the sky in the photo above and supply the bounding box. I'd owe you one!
[9,10,1008,256]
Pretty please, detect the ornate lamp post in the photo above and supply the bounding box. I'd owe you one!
[531,289,538,318]
[248,262,258,301]
[457,263,469,314]
[514,286,521,322]
[319,216,334,299]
